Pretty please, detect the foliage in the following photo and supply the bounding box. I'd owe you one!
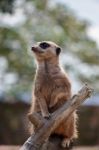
[0,0,99,99]
[0,0,14,13]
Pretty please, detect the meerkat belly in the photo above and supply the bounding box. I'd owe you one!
[49,93,68,113]
[41,78,68,112]
[35,74,70,113]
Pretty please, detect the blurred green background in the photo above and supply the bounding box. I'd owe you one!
[0,0,99,146]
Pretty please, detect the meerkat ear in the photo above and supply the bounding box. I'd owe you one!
[56,47,61,55]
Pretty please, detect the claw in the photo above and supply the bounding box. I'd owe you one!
[61,138,73,148]
[43,113,51,119]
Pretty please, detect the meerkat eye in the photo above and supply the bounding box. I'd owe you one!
[56,47,61,55]
[39,42,50,49]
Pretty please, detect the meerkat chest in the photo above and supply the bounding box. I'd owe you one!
[40,74,55,93]
[35,73,56,102]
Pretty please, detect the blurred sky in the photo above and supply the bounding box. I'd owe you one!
[55,0,99,47]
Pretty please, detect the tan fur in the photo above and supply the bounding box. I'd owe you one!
[29,41,77,147]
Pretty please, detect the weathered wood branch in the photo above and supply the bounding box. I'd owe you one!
[20,84,93,150]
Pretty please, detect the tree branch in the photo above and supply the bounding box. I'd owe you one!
[20,84,93,150]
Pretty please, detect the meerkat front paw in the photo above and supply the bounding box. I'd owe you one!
[61,138,73,149]
[43,112,51,119]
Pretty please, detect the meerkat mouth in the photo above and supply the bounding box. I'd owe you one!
[31,46,44,53]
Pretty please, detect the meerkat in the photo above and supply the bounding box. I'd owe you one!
[29,41,77,148]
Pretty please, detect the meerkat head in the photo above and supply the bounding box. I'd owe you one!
[31,41,61,61]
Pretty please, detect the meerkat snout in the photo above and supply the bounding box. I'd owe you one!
[31,45,43,53]
[31,46,36,52]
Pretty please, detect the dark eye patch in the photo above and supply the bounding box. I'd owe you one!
[39,42,50,49]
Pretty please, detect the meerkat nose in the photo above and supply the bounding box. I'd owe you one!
[31,46,39,53]
[31,46,36,51]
